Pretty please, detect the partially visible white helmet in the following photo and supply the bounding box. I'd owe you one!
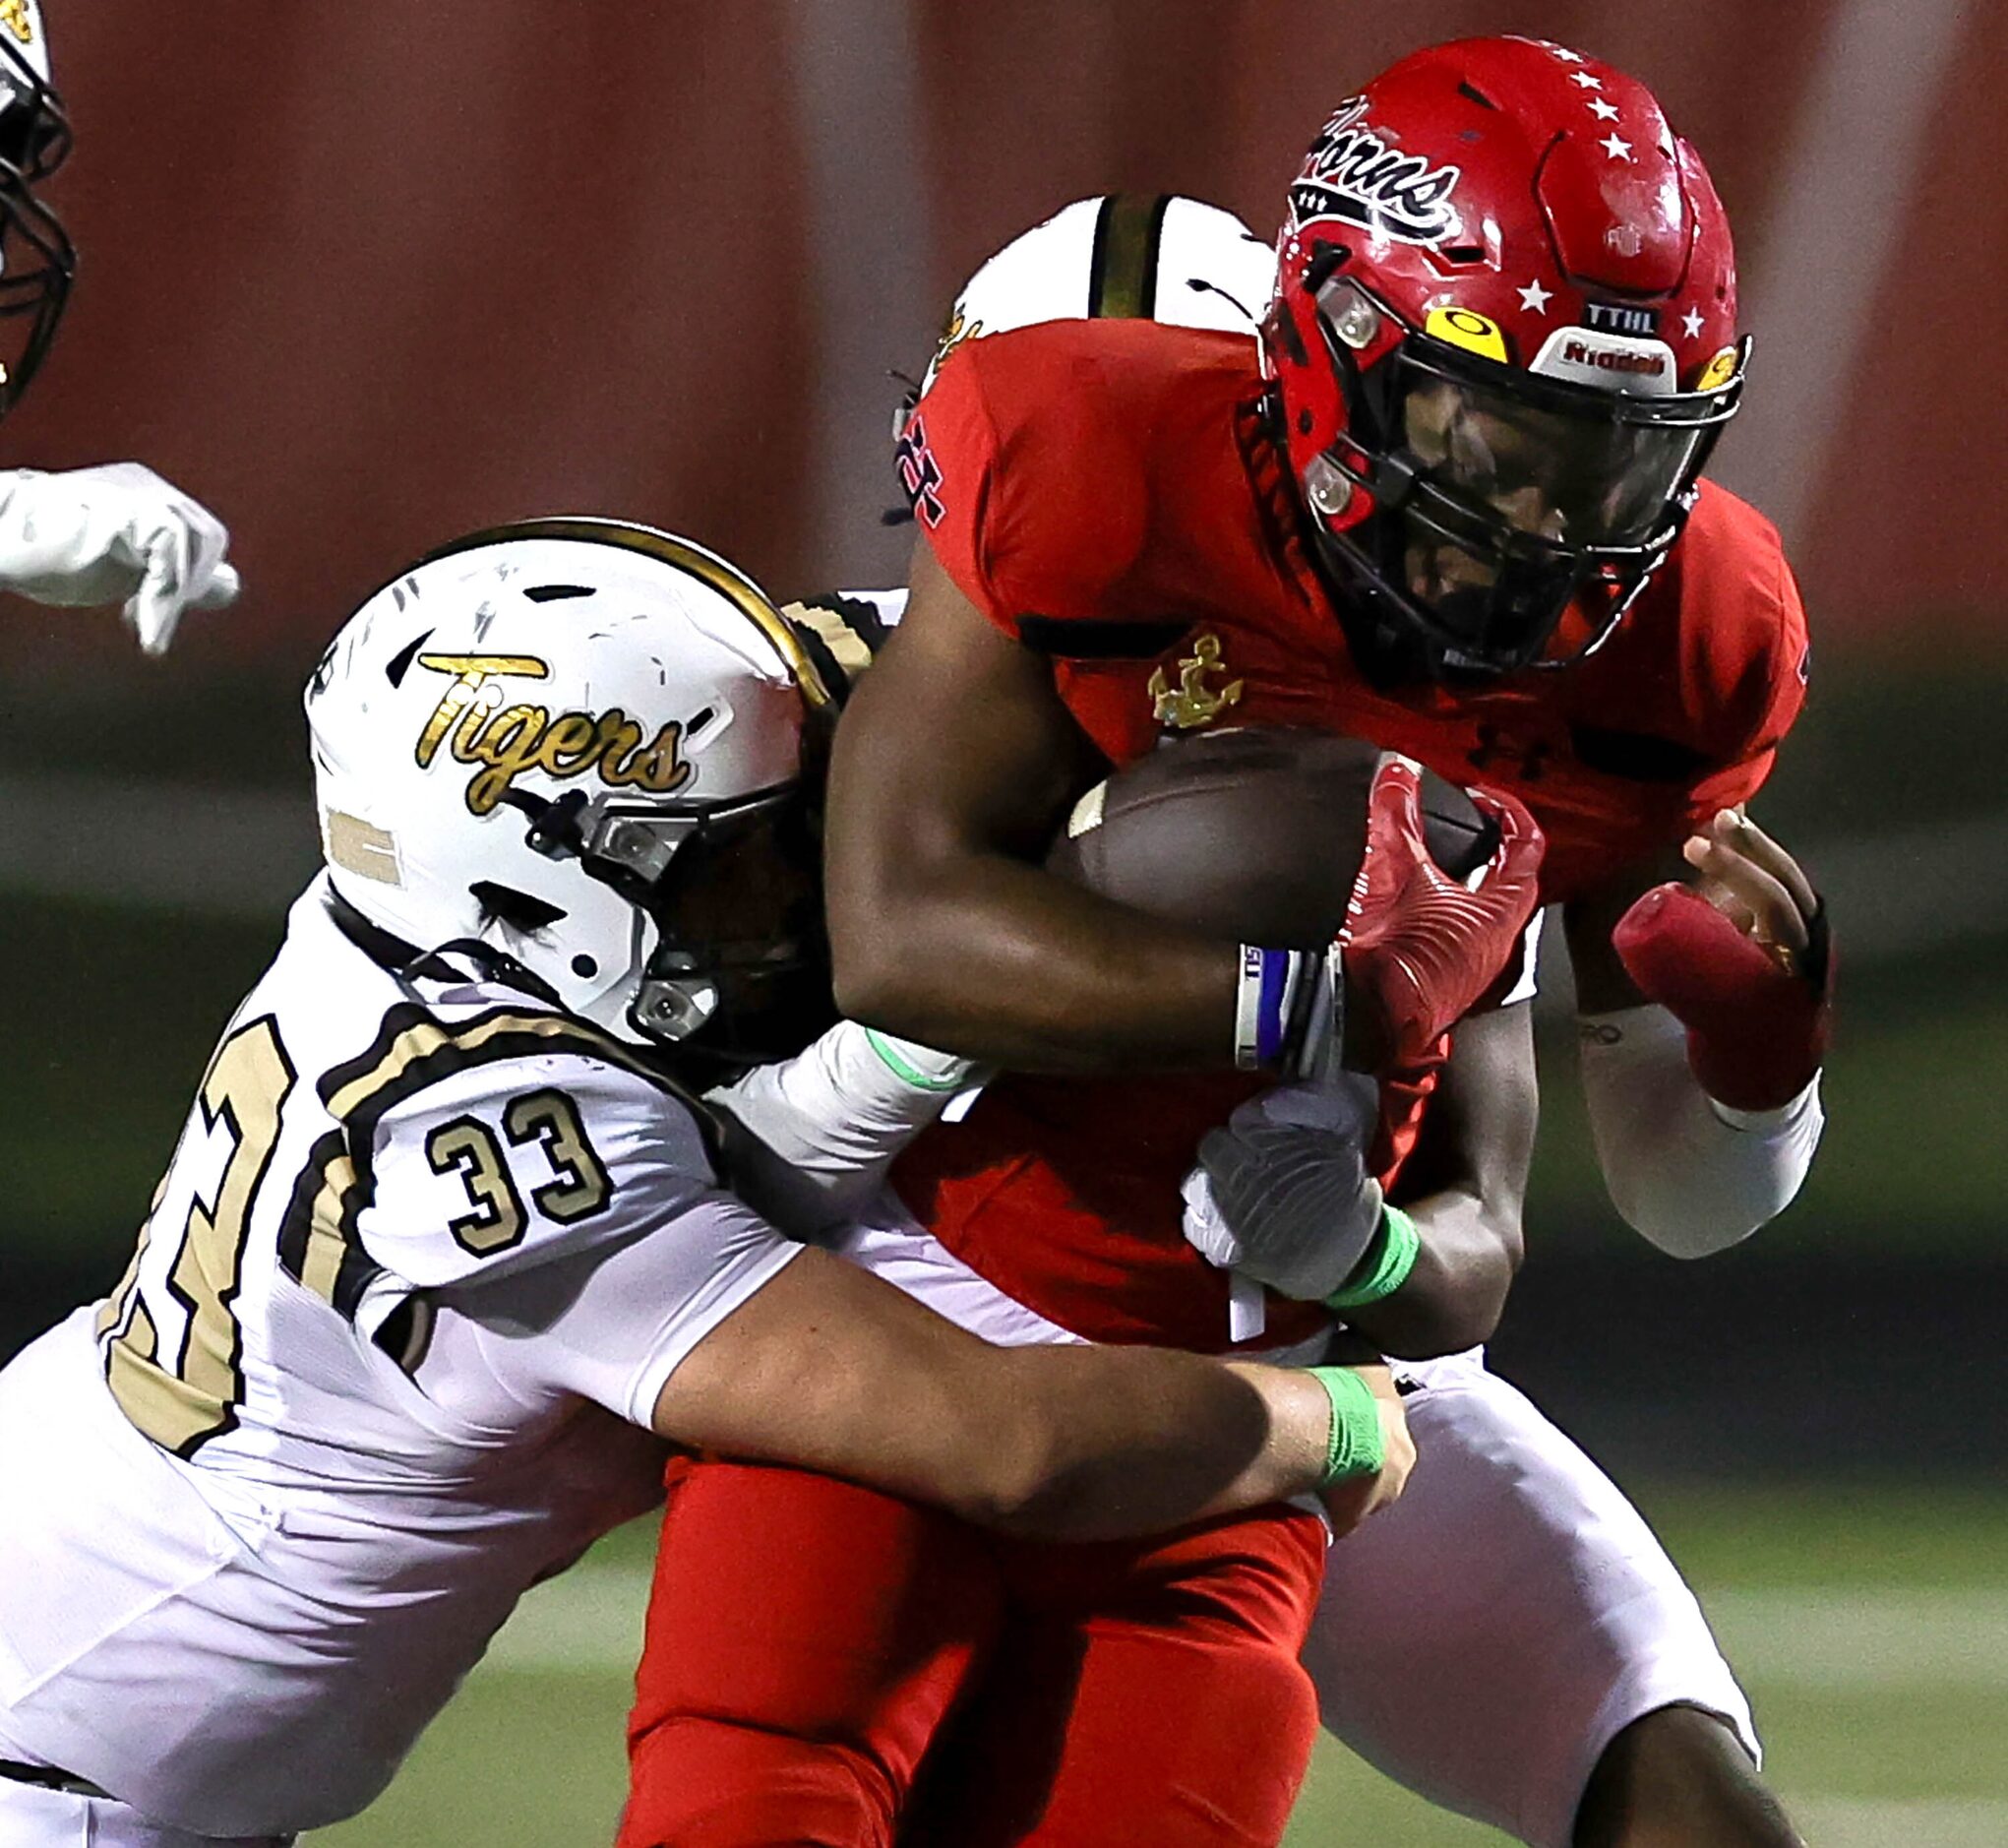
[919,193,1277,394]
[306,519,840,1058]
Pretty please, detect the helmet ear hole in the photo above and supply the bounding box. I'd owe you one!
[470,882,567,934]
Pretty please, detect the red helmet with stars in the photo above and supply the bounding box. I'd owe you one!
[1262,35,1746,679]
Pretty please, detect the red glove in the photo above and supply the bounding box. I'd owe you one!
[1612,881,1834,1111]
[1341,758,1546,1072]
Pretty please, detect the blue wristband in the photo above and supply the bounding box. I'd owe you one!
[1236,946,1316,1071]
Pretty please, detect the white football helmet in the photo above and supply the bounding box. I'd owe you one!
[918,193,1277,396]
[306,519,840,1058]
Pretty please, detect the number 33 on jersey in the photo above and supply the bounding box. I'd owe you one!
[91,879,734,1464]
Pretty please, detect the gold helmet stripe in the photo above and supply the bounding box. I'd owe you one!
[405,518,836,712]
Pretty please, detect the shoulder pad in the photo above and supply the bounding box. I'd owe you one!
[327,1003,718,1287]
[911,321,1247,639]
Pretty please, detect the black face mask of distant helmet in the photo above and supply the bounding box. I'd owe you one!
[0,36,74,419]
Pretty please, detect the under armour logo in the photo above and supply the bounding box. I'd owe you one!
[1467,723,1552,780]
[895,416,946,529]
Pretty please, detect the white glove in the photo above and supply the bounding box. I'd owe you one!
[1182,1073,1386,1302]
[0,462,242,654]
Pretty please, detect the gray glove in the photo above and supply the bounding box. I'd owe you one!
[1182,1074,1385,1302]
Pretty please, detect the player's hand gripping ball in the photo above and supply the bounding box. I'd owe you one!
[1341,757,1546,1072]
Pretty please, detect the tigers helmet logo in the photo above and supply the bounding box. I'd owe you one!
[411,653,693,817]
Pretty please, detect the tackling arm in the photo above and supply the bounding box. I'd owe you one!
[1352,999,1536,1356]
[653,1242,1412,1542]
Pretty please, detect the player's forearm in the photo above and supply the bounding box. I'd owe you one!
[832,852,1243,1073]
[976,1346,1344,1540]
[1579,1004,1822,1256]
[1341,1186,1521,1358]
[660,1247,1384,1543]
[708,1021,977,1236]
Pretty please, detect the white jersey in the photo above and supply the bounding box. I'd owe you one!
[0,876,799,1837]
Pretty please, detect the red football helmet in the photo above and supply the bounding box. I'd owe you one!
[1262,36,1746,679]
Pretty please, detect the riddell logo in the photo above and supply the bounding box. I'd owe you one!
[1560,339,1667,378]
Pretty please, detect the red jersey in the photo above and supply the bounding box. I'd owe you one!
[888,318,1808,1352]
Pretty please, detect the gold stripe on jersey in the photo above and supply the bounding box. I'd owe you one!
[1089,193,1171,320]
[107,1297,244,1461]
[104,1299,179,1440]
[277,1132,376,1316]
[324,1006,661,1126]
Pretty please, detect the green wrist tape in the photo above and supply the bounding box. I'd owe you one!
[1308,1366,1385,1484]
[863,1028,966,1092]
[1325,1204,1421,1312]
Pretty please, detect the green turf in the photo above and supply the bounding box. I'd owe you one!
[306,1486,2008,1847]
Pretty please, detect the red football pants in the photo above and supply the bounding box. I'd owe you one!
[619,1457,1325,1848]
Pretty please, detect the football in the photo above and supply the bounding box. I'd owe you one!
[1047,726,1495,946]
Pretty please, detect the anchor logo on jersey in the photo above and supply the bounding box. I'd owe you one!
[1149,634,1245,730]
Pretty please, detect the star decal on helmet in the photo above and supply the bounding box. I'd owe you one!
[1681,306,1707,339]
[1571,71,1604,90]
[1601,133,1633,162]
[1589,97,1621,121]
[1517,279,1553,314]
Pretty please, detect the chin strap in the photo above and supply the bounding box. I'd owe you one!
[322,887,562,1007]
